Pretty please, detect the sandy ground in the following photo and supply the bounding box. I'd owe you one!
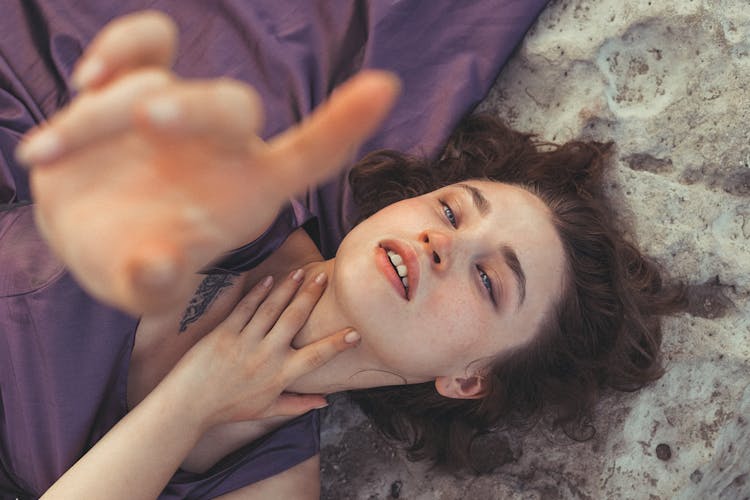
[319,1,750,498]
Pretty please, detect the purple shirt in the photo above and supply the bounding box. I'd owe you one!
[0,0,548,497]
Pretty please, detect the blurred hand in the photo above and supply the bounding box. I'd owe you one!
[16,11,400,315]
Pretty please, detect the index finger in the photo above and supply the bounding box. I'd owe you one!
[283,329,360,383]
[262,70,401,196]
[72,10,178,90]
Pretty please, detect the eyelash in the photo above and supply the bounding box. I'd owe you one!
[440,200,496,304]
[477,266,496,303]
[441,200,457,228]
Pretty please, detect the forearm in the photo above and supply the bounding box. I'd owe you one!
[42,374,206,499]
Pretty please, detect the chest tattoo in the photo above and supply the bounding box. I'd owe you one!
[179,273,237,333]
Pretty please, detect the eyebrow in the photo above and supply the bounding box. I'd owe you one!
[456,183,527,309]
[457,183,490,217]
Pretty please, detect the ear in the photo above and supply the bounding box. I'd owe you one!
[434,375,487,399]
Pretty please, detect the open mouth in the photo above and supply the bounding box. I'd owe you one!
[377,241,419,301]
[376,244,410,300]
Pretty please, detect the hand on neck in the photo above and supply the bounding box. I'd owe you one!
[253,228,423,395]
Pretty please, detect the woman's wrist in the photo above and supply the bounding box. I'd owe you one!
[155,360,221,434]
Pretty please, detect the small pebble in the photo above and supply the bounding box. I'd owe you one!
[390,480,403,499]
[655,443,672,461]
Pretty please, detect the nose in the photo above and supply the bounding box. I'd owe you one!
[420,229,453,270]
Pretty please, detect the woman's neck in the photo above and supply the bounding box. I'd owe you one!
[253,229,410,395]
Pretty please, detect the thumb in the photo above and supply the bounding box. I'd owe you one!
[262,70,401,196]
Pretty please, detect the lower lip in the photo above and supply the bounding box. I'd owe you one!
[375,247,407,300]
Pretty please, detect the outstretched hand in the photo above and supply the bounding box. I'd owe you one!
[16,11,400,315]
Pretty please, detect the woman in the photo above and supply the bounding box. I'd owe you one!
[2,5,680,500]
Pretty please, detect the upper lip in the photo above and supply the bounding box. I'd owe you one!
[379,239,420,300]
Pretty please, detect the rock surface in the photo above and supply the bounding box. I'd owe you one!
[320,1,750,498]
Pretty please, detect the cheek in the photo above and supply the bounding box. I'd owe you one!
[415,292,486,353]
[349,290,489,377]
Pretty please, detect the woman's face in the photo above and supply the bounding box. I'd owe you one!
[332,179,566,388]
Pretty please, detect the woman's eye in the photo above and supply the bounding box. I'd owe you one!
[477,266,496,303]
[441,202,457,228]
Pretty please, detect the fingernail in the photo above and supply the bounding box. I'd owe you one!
[15,131,63,165]
[314,403,329,410]
[344,330,360,344]
[290,268,304,282]
[72,58,104,90]
[146,98,181,126]
[314,272,327,285]
[260,275,273,288]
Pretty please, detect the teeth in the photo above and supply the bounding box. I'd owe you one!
[386,250,403,266]
[387,250,408,278]
[386,248,410,293]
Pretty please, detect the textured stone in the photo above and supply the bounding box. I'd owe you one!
[675,384,750,499]
[321,0,750,498]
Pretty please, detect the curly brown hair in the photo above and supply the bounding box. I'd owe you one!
[346,114,684,470]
